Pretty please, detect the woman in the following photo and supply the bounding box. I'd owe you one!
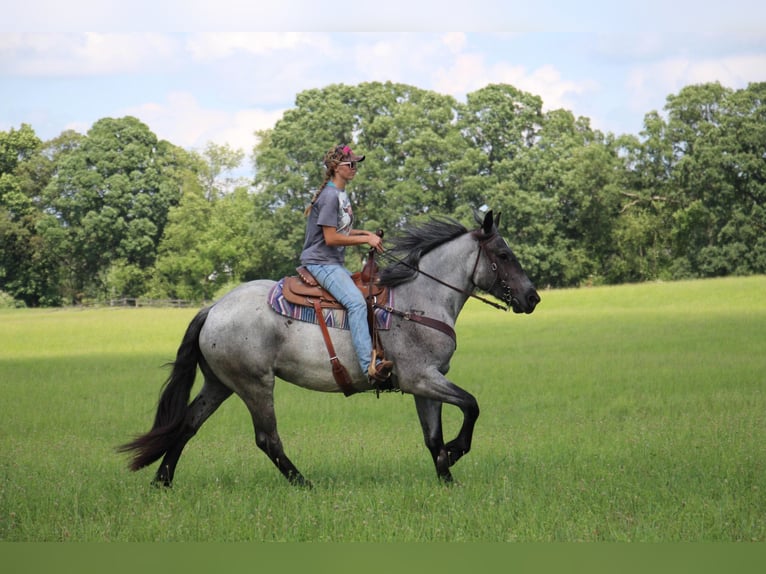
[300,144,394,383]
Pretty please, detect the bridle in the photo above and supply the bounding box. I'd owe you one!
[368,228,512,346]
[468,231,510,310]
[379,229,510,312]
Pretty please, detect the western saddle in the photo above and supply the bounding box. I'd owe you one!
[280,256,391,397]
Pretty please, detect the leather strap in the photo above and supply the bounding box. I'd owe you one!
[363,237,386,369]
[311,298,357,397]
[376,304,457,346]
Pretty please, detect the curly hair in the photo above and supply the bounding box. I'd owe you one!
[304,145,353,216]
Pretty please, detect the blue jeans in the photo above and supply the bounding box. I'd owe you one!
[305,264,372,374]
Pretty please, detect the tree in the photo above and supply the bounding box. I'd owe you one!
[5,80,766,305]
[42,117,194,301]
[0,124,66,306]
[460,83,544,169]
[149,173,214,300]
[477,104,619,287]
[254,82,468,229]
[665,82,766,277]
[152,179,263,301]
[198,142,247,199]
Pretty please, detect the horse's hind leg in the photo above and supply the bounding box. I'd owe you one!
[154,375,232,486]
[237,378,309,487]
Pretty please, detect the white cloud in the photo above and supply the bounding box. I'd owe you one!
[216,108,287,152]
[185,32,331,61]
[432,53,493,94]
[4,1,321,32]
[626,53,766,113]
[432,53,594,111]
[7,1,766,34]
[523,65,595,111]
[345,34,443,82]
[441,32,467,54]
[3,29,763,153]
[0,33,178,76]
[119,91,284,152]
[686,54,766,86]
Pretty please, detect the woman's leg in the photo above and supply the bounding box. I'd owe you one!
[305,264,373,374]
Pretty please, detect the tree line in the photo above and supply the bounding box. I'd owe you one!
[1,80,764,307]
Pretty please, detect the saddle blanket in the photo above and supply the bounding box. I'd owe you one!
[267,278,394,331]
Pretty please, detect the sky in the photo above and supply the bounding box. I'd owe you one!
[3,1,765,168]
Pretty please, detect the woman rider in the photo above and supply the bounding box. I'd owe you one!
[300,144,394,384]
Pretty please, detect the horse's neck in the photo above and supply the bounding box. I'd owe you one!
[394,236,476,322]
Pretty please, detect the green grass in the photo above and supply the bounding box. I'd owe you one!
[1,276,764,541]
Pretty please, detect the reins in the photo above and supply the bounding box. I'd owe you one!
[377,231,509,312]
[358,227,510,348]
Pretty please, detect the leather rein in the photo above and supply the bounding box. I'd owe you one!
[372,230,509,345]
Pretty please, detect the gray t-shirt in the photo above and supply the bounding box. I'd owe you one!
[300,183,353,266]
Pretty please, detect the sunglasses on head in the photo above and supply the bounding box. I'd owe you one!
[339,161,358,169]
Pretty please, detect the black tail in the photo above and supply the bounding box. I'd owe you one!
[117,307,211,471]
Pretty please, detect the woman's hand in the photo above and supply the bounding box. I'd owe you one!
[365,231,384,253]
[322,227,384,252]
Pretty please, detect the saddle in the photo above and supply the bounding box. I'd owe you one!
[281,266,389,310]
[281,258,391,397]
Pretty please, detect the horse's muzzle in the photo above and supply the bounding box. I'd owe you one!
[510,289,540,314]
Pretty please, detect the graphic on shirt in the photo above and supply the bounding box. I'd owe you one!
[337,191,353,234]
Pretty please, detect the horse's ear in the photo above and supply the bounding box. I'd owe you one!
[494,211,501,229]
[482,210,494,235]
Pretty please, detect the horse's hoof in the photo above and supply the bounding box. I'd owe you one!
[288,474,313,489]
[438,473,454,484]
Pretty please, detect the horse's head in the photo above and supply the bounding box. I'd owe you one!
[472,210,541,314]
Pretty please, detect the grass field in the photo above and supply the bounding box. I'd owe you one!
[1,276,764,541]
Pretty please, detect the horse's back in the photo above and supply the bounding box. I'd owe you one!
[198,280,277,373]
[201,279,273,330]
[212,279,275,308]
[198,279,353,392]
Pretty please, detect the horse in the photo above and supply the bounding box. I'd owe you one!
[118,210,540,485]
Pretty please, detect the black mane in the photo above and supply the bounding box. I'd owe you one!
[378,217,469,288]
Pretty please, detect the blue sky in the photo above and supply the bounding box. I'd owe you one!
[3,1,765,164]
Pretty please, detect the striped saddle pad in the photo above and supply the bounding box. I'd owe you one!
[267,278,394,331]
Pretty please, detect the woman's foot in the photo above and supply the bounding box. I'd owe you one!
[369,359,394,382]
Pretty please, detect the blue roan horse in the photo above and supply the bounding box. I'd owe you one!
[119,211,540,485]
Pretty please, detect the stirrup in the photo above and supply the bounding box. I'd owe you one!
[368,358,393,382]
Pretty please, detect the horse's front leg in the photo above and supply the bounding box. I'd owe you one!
[412,375,480,481]
[414,395,452,482]
[443,389,479,468]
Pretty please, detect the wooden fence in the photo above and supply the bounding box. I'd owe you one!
[107,298,197,308]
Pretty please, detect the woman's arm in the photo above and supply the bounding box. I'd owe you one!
[322,226,383,252]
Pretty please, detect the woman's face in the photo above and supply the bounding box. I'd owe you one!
[336,161,358,182]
